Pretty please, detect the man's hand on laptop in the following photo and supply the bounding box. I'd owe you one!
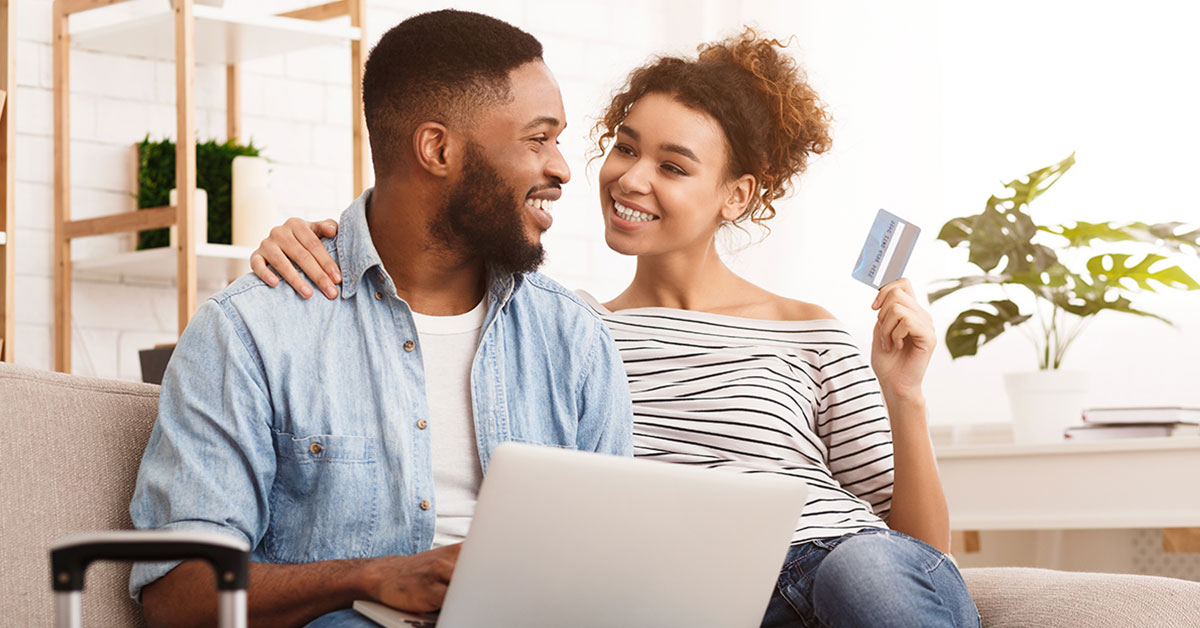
[142,543,462,627]
[368,543,462,612]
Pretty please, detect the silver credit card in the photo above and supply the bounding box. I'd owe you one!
[851,209,920,289]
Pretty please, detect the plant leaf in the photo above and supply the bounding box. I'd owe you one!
[936,217,973,248]
[1086,254,1200,292]
[944,300,1033,359]
[1044,271,1174,324]
[928,263,1072,304]
[1044,221,1200,255]
[928,275,1009,303]
[1001,152,1076,211]
[937,154,1075,274]
[1148,222,1200,254]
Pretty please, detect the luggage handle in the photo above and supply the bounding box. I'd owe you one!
[49,530,250,628]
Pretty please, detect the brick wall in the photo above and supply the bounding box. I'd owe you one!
[10,0,709,379]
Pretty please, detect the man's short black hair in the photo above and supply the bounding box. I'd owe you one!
[363,10,544,171]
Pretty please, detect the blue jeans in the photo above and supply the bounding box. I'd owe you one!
[306,528,979,627]
[761,528,980,628]
[305,609,380,627]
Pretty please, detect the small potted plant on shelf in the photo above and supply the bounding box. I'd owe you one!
[929,153,1199,442]
[136,135,262,250]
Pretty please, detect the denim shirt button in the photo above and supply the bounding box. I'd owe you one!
[374,291,383,301]
[308,442,323,455]
[419,499,431,511]
[417,418,428,430]
[403,340,416,352]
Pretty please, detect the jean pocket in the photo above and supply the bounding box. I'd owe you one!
[894,533,951,572]
[774,559,818,626]
[808,537,841,552]
[264,432,379,563]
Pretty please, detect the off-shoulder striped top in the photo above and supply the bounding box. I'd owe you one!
[578,290,893,544]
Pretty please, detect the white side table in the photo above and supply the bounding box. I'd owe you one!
[937,436,1200,554]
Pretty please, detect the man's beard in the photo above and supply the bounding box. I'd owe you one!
[431,142,546,276]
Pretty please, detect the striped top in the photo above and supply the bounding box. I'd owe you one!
[578,291,893,544]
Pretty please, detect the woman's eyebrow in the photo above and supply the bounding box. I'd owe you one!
[617,125,700,164]
[661,142,700,164]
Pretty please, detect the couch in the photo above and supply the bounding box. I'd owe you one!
[3,362,1199,626]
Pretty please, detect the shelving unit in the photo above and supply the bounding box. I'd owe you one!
[1,0,14,362]
[73,242,256,284]
[53,0,368,373]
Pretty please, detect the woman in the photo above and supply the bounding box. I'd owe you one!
[251,29,979,628]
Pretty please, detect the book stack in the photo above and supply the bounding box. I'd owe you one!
[1063,407,1200,441]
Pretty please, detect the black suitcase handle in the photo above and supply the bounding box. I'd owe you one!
[50,529,250,592]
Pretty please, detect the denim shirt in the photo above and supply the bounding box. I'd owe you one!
[129,189,634,600]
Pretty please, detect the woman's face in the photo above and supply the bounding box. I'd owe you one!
[597,92,749,257]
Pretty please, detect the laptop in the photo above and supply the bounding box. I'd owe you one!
[354,442,807,628]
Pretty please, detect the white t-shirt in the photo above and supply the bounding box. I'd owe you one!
[410,297,488,548]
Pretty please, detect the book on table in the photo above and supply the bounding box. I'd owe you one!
[1064,423,1200,441]
[1081,406,1200,424]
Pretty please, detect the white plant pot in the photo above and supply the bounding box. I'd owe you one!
[1004,370,1089,443]
[231,156,277,247]
[168,188,208,248]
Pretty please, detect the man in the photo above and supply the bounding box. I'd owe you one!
[130,10,633,627]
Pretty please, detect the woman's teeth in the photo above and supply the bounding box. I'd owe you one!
[525,198,553,212]
[614,201,656,222]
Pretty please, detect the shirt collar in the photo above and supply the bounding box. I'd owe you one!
[335,187,525,308]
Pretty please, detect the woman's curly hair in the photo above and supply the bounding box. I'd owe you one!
[592,28,832,228]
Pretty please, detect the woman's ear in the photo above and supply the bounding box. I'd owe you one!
[412,122,453,178]
[720,174,757,222]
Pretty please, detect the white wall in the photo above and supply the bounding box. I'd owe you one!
[711,0,1200,425]
[9,0,713,378]
[9,1,1200,428]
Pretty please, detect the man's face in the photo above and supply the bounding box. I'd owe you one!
[433,61,570,274]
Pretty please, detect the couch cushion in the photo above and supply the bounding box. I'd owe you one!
[0,363,158,627]
[963,566,1200,628]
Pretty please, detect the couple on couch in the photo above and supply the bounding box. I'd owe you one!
[130,9,979,628]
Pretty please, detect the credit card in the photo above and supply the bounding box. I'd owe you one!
[851,209,920,289]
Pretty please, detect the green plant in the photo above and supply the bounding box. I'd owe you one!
[929,153,1200,369]
[136,135,262,249]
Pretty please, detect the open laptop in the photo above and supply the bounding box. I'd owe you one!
[354,442,807,628]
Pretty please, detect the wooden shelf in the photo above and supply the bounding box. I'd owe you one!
[73,243,253,285]
[71,5,361,65]
[53,0,368,372]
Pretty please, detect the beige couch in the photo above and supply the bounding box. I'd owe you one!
[3,362,1199,627]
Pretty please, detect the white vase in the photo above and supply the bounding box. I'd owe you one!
[1004,370,1089,443]
[231,156,276,247]
[167,188,208,248]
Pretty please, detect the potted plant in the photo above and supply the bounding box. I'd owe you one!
[929,153,1199,441]
[136,135,262,250]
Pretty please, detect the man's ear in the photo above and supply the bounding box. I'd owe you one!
[412,122,454,178]
[720,174,757,222]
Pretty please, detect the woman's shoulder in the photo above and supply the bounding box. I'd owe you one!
[771,297,837,323]
[732,285,837,323]
[576,285,840,327]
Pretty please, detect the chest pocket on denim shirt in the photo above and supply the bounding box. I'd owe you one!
[264,431,379,564]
